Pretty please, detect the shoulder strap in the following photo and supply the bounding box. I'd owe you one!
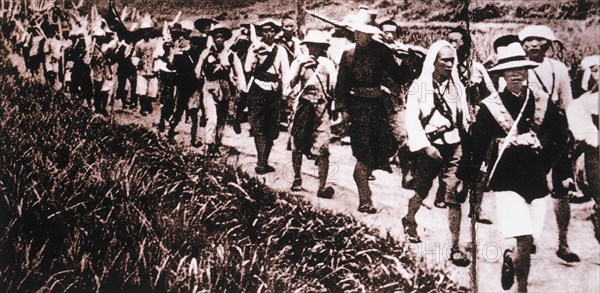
[294,62,324,100]
[531,84,550,130]
[255,45,278,74]
[532,63,556,102]
[481,94,514,135]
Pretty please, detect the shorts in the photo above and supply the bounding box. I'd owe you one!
[136,75,158,98]
[248,84,281,141]
[403,144,466,204]
[495,191,547,239]
[291,98,330,158]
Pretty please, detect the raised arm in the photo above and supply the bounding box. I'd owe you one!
[194,48,210,79]
[231,53,247,92]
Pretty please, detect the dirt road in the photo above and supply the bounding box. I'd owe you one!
[111,101,599,293]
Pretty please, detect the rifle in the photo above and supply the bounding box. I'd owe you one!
[304,9,426,59]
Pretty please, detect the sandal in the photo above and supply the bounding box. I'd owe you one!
[358,205,377,214]
[501,249,515,290]
[317,186,334,199]
[401,217,421,243]
[556,246,580,263]
[449,248,471,267]
[467,212,493,225]
[291,178,303,192]
[255,165,274,175]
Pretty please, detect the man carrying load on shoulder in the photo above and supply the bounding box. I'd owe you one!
[285,30,337,199]
[244,19,289,174]
[195,24,246,156]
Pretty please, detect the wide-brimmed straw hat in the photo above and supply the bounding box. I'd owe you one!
[518,25,560,42]
[170,23,191,39]
[194,18,217,31]
[489,35,539,72]
[379,18,398,32]
[300,30,330,46]
[209,24,233,40]
[343,13,381,35]
[257,19,281,33]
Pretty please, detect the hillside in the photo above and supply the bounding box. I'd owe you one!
[85,0,599,22]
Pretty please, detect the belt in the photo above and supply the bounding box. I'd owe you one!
[300,96,327,104]
[349,87,382,98]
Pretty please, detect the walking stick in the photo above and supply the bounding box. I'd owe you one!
[468,84,532,292]
[458,1,480,291]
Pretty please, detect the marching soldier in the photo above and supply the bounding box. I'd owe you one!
[42,23,62,90]
[466,35,570,292]
[446,26,495,223]
[244,19,289,174]
[402,40,471,267]
[90,19,118,116]
[285,30,337,198]
[66,22,94,107]
[156,40,176,132]
[167,21,202,146]
[132,16,159,116]
[519,25,580,263]
[334,20,409,213]
[230,23,253,134]
[567,55,599,243]
[194,24,246,156]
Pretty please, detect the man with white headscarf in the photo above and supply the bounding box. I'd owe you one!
[567,55,599,243]
[403,40,471,267]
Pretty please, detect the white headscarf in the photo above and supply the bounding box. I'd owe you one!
[581,55,600,91]
[415,40,466,100]
[406,40,469,152]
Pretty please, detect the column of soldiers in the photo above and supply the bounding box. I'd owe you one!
[2,2,599,291]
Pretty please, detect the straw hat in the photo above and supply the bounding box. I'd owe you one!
[170,23,191,40]
[518,25,559,42]
[139,14,154,29]
[379,18,398,33]
[92,20,107,37]
[300,30,330,46]
[209,24,233,40]
[194,18,217,32]
[344,13,381,35]
[258,19,281,33]
[489,35,539,72]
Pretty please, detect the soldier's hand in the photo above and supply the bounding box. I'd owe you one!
[423,146,442,161]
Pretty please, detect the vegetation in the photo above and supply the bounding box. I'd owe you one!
[81,0,599,22]
[0,48,465,292]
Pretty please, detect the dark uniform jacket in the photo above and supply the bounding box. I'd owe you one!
[468,89,569,202]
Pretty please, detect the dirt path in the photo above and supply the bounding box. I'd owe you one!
[111,100,599,292]
[8,50,599,292]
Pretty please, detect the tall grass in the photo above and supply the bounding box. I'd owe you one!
[0,48,465,291]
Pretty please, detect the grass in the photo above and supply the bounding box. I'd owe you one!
[0,45,466,291]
